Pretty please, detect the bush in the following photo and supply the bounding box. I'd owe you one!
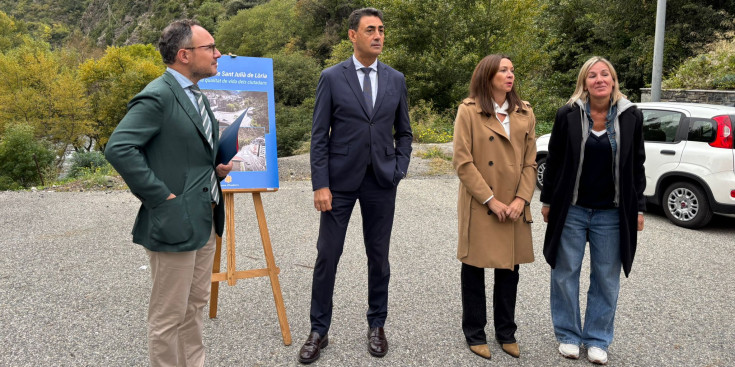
[663,39,735,90]
[0,124,55,189]
[270,50,321,107]
[276,98,314,157]
[410,100,453,143]
[416,146,451,160]
[713,74,735,90]
[69,151,108,178]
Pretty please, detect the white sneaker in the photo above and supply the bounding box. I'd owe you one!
[587,346,608,365]
[558,343,580,359]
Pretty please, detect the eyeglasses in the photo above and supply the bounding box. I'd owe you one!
[184,44,217,53]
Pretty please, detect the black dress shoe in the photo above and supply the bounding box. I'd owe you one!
[367,327,388,357]
[298,332,328,364]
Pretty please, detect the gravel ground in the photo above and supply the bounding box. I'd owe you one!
[1,152,734,366]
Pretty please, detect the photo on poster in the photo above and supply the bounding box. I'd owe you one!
[206,90,269,172]
[198,56,278,190]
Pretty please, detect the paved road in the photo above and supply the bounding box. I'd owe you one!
[1,178,733,366]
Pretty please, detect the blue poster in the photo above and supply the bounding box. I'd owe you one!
[199,56,279,190]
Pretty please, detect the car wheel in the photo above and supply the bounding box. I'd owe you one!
[536,157,546,190]
[662,182,713,229]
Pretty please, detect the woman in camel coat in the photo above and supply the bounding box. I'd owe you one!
[452,54,537,360]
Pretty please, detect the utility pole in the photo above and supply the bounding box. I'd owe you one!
[651,0,666,102]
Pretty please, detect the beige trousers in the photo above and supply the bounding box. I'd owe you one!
[146,225,216,367]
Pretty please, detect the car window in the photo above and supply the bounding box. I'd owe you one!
[687,119,716,143]
[641,109,684,142]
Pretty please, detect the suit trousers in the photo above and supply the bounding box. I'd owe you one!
[461,263,520,345]
[309,165,397,336]
[146,224,216,367]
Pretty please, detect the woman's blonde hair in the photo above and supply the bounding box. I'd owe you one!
[566,56,625,106]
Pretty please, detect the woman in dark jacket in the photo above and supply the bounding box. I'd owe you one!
[540,56,645,365]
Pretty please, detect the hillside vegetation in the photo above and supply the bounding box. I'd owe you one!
[0,0,734,189]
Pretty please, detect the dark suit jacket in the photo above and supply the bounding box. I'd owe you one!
[310,57,412,192]
[105,71,225,252]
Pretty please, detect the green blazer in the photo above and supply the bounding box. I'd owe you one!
[105,71,225,252]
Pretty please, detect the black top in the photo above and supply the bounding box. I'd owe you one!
[576,131,615,209]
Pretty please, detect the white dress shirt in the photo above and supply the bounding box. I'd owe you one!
[494,100,511,138]
[166,67,200,113]
[353,55,378,108]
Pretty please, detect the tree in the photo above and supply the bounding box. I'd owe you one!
[196,1,227,33]
[79,44,165,150]
[539,0,735,101]
[270,49,321,106]
[276,98,314,156]
[373,0,551,115]
[663,38,735,89]
[0,124,55,189]
[294,0,365,61]
[216,0,302,57]
[0,39,93,161]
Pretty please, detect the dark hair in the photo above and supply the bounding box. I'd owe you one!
[158,19,200,65]
[469,54,525,116]
[348,8,383,31]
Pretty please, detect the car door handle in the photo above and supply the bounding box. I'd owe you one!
[660,150,676,155]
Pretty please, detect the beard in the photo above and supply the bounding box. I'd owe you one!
[191,64,217,80]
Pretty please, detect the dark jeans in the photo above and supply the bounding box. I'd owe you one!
[461,262,520,345]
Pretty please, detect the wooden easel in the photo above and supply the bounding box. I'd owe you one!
[209,189,292,345]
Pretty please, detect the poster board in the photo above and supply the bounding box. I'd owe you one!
[200,56,279,190]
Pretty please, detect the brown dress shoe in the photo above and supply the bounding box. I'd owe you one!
[501,342,520,358]
[367,327,388,357]
[469,344,492,359]
[298,332,328,364]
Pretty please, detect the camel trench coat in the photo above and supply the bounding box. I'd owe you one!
[452,97,537,269]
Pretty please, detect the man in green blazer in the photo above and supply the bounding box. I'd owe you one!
[105,19,231,366]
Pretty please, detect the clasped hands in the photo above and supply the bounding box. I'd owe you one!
[488,196,526,223]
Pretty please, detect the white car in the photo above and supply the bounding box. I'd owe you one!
[535,102,735,228]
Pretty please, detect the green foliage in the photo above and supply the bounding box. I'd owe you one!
[276,98,314,157]
[713,75,735,89]
[225,0,270,16]
[374,0,548,112]
[0,11,30,51]
[409,100,453,143]
[0,36,93,160]
[540,0,735,102]
[79,44,165,150]
[197,1,227,33]
[663,39,735,90]
[0,124,55,189]
[271,50,321,106]
[518,82,565,136]
[294,0,365,61]
[3,0,735,161]
[415,146,451,161]
[216,0,302,57]
[0,0,88,27]
[53,163,122,190]
[69,151,108,178]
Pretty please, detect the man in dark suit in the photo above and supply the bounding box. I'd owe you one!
[298,7,413,364]
[105,19,232,366]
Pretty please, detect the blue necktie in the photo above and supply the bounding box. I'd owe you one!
[360,67,374,116]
